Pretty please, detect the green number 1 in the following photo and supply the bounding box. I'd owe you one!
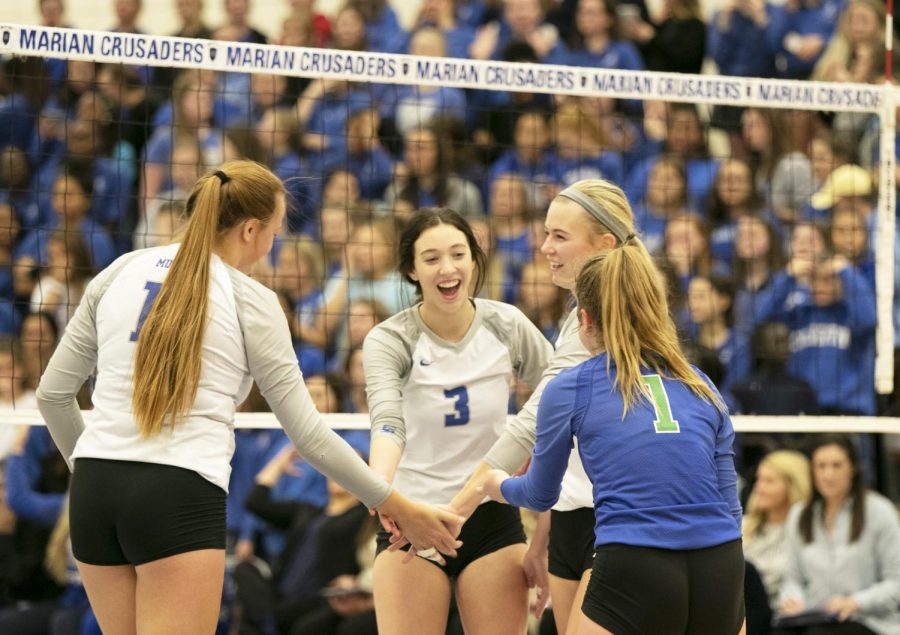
[642,374,680,433]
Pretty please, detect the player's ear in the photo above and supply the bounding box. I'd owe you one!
[578,307,592,330]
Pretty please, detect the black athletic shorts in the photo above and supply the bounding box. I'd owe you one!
[582,539,745,635]
[548,507,595,580]
[375,501,526,578]
[70,458,226,566]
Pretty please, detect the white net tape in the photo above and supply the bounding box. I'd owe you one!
[3,410,899,434]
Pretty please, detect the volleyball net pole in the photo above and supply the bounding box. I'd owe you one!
[878,0,897,396]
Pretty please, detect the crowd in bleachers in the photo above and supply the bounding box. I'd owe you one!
[0,0,899,633]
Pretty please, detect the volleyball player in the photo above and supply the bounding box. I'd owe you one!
[35,161,463,634]
[448,179,639,634]
[364,208,553,635]
[484,246,745,635]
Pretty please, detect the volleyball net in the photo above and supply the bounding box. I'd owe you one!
[0,23,898,449]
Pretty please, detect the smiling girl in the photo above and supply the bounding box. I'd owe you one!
[450,179,643,635]
[363,208,552,635]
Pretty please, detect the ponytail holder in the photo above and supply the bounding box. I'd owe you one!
[214,170,230,184]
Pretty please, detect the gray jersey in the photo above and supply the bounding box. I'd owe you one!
[36,244,391,509]
[364,299,552,505]
[485,308,594,510]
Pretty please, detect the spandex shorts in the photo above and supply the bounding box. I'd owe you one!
[70,458,226,566]
[548,507,595,580]
[375,501,525,578]
[582,539,745,635]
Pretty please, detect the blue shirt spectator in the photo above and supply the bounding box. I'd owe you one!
[765,0,844,79]
[364,4,408,54]
[708,4,776,78]
[228,428,281,548]
[5,427,66,527]
[763,264,877,415]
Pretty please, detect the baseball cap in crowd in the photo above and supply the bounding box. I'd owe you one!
[810,165,873,210]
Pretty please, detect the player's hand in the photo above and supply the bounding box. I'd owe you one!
[478,469,511,504]
[399,503,463,565]
[380,495,463,560]
[523,538,550,619]
[377,509,402,541]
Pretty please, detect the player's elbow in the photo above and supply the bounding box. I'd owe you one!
[35,383,71,410]
[527,487,561,512]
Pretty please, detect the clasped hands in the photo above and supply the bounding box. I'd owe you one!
[378,504,465,566]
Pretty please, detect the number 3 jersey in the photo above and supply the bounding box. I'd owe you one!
[363,299,552,505]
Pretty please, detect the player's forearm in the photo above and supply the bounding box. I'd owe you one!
[369,436,403,484]
[448,461,493,519]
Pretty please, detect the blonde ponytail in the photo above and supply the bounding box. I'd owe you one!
[576,242,725,415]
[132,161,283,437]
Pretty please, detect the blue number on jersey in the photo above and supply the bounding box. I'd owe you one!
[443,386,470,426]
[129,281,163,342]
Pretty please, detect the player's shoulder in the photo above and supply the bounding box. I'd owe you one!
[108,244,173,274]
[225,265,280,311]
[550,355,597,393]
[366,305,420,347]
[476,298,535,334]
[92,245,173,295]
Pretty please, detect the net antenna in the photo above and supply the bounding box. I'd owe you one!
[877,0,896,394]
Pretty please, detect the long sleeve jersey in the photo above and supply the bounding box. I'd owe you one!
[36,244,392,509]
[502,354,742,550]
[364,298,552,505]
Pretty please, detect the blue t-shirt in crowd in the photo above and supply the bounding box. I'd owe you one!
[366,6,407,54]
[17,219,117,271]
[380,85,467,135]
[0,94,38,154]
[551,153,625,189]
[501,354,742,550]
[763,268,877,415]
[626,155,720,214]
[708,9,776,78]
[320,145,394,203]
[632,203,669,255]
[228,429,282,542]
[765,0,844,78]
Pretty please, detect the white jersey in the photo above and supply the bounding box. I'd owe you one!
[487,308,594,511]
[364,299,552,505]
[71,244,249,490]
[36,244,391,508]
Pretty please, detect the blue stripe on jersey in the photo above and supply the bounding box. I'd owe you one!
[502,354,742,551]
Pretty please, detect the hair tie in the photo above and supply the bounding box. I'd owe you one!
[214,170,230,184]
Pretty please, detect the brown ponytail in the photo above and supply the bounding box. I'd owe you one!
[132,160,284,437]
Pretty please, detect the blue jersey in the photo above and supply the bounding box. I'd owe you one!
[502,354,742,550]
